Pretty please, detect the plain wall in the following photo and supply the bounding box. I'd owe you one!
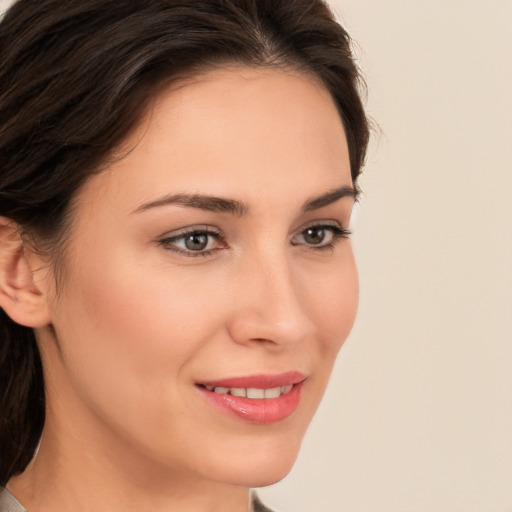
[1,1,511,511]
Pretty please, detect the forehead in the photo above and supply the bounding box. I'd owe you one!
[80,66,351,214]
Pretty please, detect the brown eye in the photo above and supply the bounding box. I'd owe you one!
[160,228,224,257]
[303,227,326,245]
[292,224,350,250]
[184,233,209,251]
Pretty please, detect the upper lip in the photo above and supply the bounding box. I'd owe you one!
[196,371,307,389]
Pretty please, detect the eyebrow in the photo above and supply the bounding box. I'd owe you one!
[133,185,357,216]
[303,185,358,212]
[133,193,248,216]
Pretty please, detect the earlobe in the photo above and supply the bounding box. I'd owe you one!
[0,216,52,328]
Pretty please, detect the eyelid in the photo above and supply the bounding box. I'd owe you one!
[157,225,225,257]
[292,220,348,238]
[160,224,221,238]
[291,221,351,248]
[295,219,342,230]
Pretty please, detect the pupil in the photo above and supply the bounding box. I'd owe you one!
[305,227,324,245]
[185,233,208,251]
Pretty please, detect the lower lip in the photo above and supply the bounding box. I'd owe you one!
[197,382,304,424]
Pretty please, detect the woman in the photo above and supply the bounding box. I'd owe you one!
[0,0,369,510]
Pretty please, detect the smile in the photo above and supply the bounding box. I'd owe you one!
[196,372,306,424]
[202,384,293,399]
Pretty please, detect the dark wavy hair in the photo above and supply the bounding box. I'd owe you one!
[0,0,369,485]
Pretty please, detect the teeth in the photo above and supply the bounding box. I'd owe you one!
[281,384,293,394]
[246,388,265,399]
[264,387,281,399]
[206,384,294,399]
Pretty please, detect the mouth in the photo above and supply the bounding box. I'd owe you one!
[199,384,294,399]
[195,372,306,424]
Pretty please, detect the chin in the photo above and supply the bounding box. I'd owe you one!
[246,466,295,488]
[215,435,304,488]
[223,461,298,489]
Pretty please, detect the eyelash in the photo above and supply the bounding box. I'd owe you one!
[158,223,351,258]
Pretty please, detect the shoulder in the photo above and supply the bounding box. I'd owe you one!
[0,488,27,512]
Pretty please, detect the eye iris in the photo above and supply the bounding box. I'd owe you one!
[185,233,208,251]
[304,227,325,245]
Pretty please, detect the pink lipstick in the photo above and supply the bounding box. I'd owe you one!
[196,371,306,424]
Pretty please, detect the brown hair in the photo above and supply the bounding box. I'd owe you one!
[0,0,369,485]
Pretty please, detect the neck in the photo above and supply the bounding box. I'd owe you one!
[8,418,251,512]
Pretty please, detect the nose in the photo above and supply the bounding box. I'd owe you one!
[226,249,315,349]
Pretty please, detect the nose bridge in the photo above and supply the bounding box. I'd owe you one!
[228,242,314,346]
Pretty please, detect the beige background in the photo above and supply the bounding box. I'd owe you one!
[1,0,511,511]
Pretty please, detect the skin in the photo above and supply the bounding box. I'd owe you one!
[4,66,358,512]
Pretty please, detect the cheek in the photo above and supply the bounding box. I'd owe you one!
[291,249,358,410]
[61,259,222,376]
[50,251,223,418]
[307,252,359,355]
[47,253,236,465]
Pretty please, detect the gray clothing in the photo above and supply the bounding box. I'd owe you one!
[0,488,26,512]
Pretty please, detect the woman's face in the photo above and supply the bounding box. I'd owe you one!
[36,67,358,488]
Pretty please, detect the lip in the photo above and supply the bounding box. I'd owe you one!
[196,371,306,424]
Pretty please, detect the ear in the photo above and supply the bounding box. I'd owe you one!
[0,216,52,328]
